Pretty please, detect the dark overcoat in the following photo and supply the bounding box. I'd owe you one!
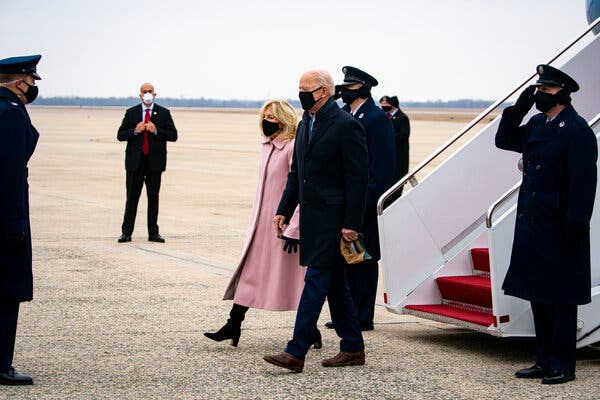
[496,104,597,305]
[0,87,39,301]
[343,98,395,260]
[117,103,177,172]
[389,108,410,184]
[277,98,368,268]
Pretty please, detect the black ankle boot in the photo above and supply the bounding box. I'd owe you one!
[311,328,323,349]
[204,304,248,347]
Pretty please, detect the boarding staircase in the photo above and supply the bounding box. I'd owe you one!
[377,18,600,347]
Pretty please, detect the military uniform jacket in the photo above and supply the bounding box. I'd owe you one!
[117,103,178,172]
[389,108,410,184]
[277,98,368,267]
[343,98,395,260]
[495,104,597,305]
[0,87,39,301]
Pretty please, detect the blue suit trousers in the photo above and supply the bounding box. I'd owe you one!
[286,265,364,359]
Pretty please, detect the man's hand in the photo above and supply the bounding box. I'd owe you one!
[341,228,358,242]
[134,122,146,133]
[145,121,157,134]
[273,215,286,238]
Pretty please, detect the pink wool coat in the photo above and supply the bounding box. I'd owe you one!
[223,136,305,311]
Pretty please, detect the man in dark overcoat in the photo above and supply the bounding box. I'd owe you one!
[495,64,597,385]
[324,66,395,331]
[117,82,177,243]
[264,69,369,372]
[380,95,410,201]
[0,54,42,385]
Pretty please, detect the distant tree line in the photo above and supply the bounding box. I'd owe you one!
[34,96,499,109]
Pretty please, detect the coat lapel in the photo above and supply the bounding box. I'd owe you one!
[304,99,337,155]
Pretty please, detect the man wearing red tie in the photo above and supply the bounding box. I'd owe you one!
[117,83,177,243]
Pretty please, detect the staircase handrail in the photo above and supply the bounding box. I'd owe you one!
[377,16,600,216]
[486,112,600,229]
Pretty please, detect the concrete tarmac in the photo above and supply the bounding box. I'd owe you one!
[2,107,599,400]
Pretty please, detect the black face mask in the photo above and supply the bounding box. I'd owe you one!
[298,86,322,111]
[534,89,571,113]
[340,85,371,105]
[381,105,393,112]
[19,81,39,104]
[534,91,557,113]
[261,119,280,137]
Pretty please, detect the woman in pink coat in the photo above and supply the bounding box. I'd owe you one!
[204,100,321,348]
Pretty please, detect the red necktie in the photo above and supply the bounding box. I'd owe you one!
[387,112,393,119]
[142,108,150,155]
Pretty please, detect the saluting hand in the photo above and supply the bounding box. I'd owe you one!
[341,228,358,242]
[513,85,536,118]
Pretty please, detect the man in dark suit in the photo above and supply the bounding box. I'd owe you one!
[324,67,395,331]
[117,83,177,243]
[496,65,597,385]
[263,69,369,372]
[0,54,42,385]
[380,95,410,201]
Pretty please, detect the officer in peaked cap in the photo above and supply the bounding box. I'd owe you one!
[0,55,42,80]
[324,66,395,332]
[0,54,42,386]
[380,95,410,201]
[534,64,579,92]
[496,64,597,384]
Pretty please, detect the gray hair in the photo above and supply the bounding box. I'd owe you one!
[311,70,335,97]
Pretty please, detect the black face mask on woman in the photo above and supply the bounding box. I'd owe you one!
[19,81,39,104]
[340,85,371,106]
[534,89,571,113]
[381,105,393,112]
[261,119,280,136]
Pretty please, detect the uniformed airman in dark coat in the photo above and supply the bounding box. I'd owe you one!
[0,54,42,386]
[326,66,395,332]
[495,64,597,385]
[380,95,410,201]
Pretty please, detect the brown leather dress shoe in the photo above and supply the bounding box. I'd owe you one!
[322,351,365,367]
[263,352,304,373]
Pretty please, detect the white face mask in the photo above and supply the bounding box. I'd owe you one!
[142,92,154,105]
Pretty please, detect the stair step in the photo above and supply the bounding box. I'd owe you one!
[405,304,495,328]
[470,248,490,273]
[436,275,492,308]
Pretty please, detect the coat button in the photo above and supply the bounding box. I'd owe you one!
[518,213,523,218]
[531,191,536,197]
[536,164,541,170]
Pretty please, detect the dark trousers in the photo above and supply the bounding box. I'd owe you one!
[285,266,364,359]
[346,259,378,327]
[121,155,162,236]
[0,300,20,371]
[531,302,577,373]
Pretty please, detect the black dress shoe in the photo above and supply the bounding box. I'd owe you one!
[515,364,547,379]
[0,367,33,385]
[324,321,334,329]
[542,370,575,384]
[148,234,165,243]
[118,234,131,243]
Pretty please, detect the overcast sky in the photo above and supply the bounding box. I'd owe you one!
[0,1,594,102]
